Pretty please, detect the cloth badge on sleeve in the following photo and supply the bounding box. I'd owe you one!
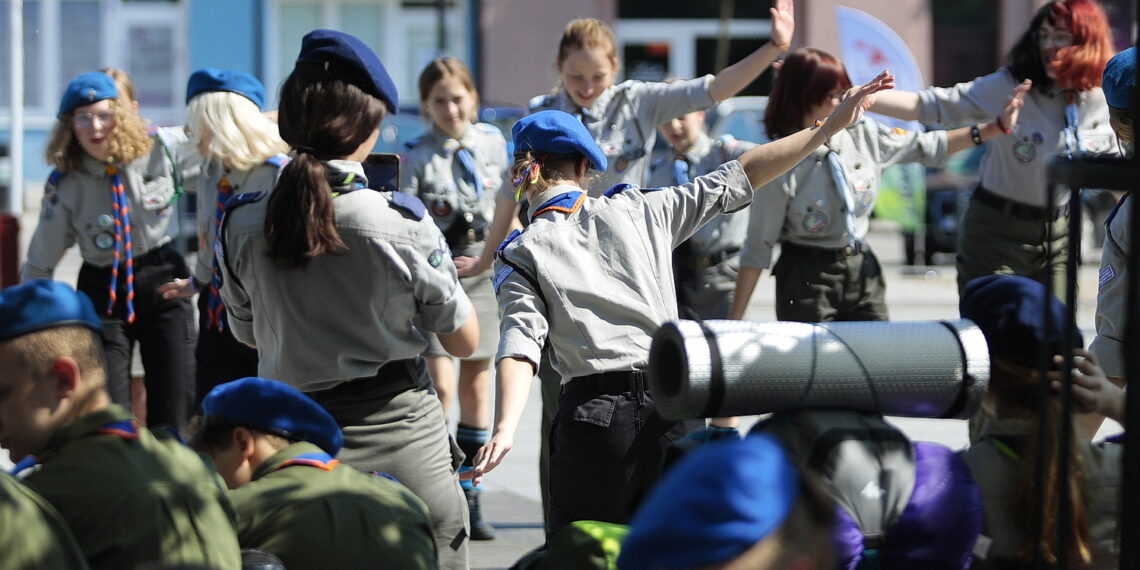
[428,249,444,268]
[492,265,514,292]
[1099,264,1115,289]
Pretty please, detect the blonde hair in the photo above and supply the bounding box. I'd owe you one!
[1,326,106,388]
[557,18,618,68]
[45,98,154,171]
[186,91,288,171]
[100,67,136,103]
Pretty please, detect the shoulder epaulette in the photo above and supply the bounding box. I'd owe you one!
[603,183,641,197]
[46,169,64,192]
[387,191,426,219]
[528,94,555,111]
[497,229,523,254]
[265,154,289,168]
[224,191,266,212]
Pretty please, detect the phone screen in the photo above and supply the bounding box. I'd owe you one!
[362,153,401,192]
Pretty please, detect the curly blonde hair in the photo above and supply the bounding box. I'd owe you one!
[45,98,154,171]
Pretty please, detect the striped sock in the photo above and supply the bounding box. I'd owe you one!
[456,424,489,491]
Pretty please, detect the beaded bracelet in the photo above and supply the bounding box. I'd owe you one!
[970,125,983,146]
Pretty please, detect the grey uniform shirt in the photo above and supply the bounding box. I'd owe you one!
[400,122,507,240]
[219,160,471,391]
[504,76,716,197]
[23,141,184,280]
[493,162,752,381]
[1091,193,1131,378]
[648,134,757,256]
[740,118,949,269]
[193,157,288,284]
[915,68,1115,207]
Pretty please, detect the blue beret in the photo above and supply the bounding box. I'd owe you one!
[512,110,607,172]
[295,29,398,114]
[960,275,1083,368]
[619,434,799,569]
[186,68,266,110]
[1103,48,1136,110]
[201,377,343,456]
[58,72,117,117]
[0,280,101,342]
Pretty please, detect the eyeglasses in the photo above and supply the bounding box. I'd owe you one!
[73,111,115,129]
[1037,30,1075,48]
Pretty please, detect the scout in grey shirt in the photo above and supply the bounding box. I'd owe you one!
[24,71,196,431]
[730,48,1027,324]
[469,70,894,536]
[869,0,1117,297]
[217,30,477,570]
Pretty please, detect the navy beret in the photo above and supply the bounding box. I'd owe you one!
[512,110,607,172]
[1103,48,1136,110]
[0,280,101,342]
[619,434,799,569]
[58,72,117,117]
[960,274,1083,368]
[295,29,398,114]
[201,377,343,456]
[186,68,267,110]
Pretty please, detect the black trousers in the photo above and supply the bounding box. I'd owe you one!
[194,293,259,408]
[77,244,195,431]
[546,370,702,538]
[773,242,890,322]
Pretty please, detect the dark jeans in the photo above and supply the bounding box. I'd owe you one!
[77,244,195,431]
[194,293,259,408]
[547,371,702,538]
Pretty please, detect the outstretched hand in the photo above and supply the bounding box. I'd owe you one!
[822,70,896,135]
[467,432,515,488]
[1001,79,1032,133]
[770,0,795,48]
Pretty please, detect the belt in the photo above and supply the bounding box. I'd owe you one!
[687,248,740,270]
[780,240,863,262]
[443,222,487,250]
[565,369,647,396]
[972,186,1064,221]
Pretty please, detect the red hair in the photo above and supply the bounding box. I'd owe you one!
[1049,0,1113,91]
[764,48,853,140]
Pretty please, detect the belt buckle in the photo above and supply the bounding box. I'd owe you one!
[695,256,713,269]
[466,228,477,244]
[843,242,862,257]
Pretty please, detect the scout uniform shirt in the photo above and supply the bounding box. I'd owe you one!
[521,76,716,196]
[401,122,507,256]
[0,472,89,570]
[648,134,758,261]
[22,144,183,280]
[192,157,288,285]
[915,67,1116,207]
[1091,193,1132,378]
[740,118,949,270]
[218,160,472,390]
[493,162,752,381]
[231,441,437,570]
[20,405,241,569]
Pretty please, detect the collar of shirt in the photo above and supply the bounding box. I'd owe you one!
[78,154,118,176]
[38,404,136,461]
[427,123,478,150]
[558,85,619,123]
[323,159,368,192]
[251,441,329,482]
[527,183,586,220]
[676,133,715,164]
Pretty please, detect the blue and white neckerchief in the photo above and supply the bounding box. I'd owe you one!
[673,155,691,186]
[455,146,484,198]
[825,149,859,250]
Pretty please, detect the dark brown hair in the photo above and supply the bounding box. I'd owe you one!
[265,69,386,269]
[1005,0,1113,93]
[764,48,853,140]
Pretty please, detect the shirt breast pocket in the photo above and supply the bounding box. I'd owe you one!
[139,176,175,212]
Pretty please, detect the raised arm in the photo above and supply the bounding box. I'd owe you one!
[867,89,923,121]
[708,0,794,102]
[738,70,895,189]
[944,80,1031,154]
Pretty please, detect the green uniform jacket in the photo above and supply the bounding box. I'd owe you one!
[232,441,438,569]
[22,405,241,570]
[0,472,88,570]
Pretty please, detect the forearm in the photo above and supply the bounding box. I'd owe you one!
[709,42,786,103]
[729,266,764,320]
[475,194,522,272]
[869,90,922,121]
[945,120,1005,155]
[438,302,479,358]
[493,357,536,437]
[738,125,829,189]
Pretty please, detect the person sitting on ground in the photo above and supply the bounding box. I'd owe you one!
[191,376,438,569]
[0,279,240,569]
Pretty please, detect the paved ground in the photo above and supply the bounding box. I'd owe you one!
[9,197,1119,569]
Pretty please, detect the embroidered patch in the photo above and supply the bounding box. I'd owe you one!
[214,239,225,266]
[94,232,114,250]
[1013,140,1036,163]
[1099,264,1115,289]
[803,210,828,233]
[492,264,514,292]
[428,249,444,268]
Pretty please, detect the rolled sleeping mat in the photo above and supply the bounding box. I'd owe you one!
[648,319,990,420]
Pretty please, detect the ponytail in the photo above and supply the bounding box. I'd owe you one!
[510,151,584,200]
[264,152,345,269]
